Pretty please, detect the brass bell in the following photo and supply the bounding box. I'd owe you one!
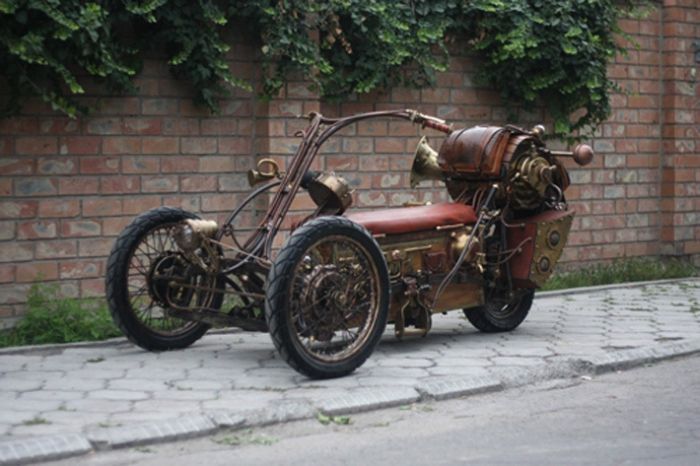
[409,136,443,188]
[247,158,282,186]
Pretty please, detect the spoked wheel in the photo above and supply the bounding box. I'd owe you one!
[463,288,535,333]
[266,216,389,379]
[106,207,222,351]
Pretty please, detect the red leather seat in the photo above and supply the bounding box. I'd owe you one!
[346,203,477,236]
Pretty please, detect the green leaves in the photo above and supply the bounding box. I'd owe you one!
[316,412,351,425]
[0,0,641,136]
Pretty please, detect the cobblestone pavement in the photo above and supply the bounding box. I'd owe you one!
[1,279,700,450]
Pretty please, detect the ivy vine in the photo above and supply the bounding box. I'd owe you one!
[0,0,643,137]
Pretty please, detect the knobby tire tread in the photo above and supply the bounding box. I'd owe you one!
[105,207,210,351]
[265,216,389,379]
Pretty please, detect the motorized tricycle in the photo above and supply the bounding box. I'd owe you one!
[105,109,593,379]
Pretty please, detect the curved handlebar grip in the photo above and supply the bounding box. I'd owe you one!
[422,120,453,134]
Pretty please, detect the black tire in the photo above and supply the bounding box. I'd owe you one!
[464,289,535,333]
[265,216,389,379]
[106,207,215,351]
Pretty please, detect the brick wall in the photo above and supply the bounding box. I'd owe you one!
[0,2,698,327]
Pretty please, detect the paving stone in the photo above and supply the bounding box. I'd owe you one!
[107,379,169,392]
[0,380,43,392]
[0,434,91,465]
[88,390,150,401]
[19,390,85,401]
[42,378,104,391]
[4,371,63,381]
[316,387,420,415]
[154,390,217,401]
[62,400,131,414]
[87,415,216,449]
[172,380,227,391]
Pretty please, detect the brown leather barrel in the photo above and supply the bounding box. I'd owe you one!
[438,126,512,178]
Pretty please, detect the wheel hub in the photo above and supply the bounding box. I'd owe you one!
[300,265,347,341]
[148,254,194,307]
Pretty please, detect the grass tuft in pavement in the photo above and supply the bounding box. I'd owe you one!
[0,283,120,348]
[543,257,698,291]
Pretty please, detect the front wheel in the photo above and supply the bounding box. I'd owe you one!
[463,289,534,333]
[105,207,220,351]
[265,216,389,379]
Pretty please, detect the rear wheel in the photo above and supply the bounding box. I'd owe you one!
[464,289,534,333]
[265,216,389,379]
[105,207,221,351]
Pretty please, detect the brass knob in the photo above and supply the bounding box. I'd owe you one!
[572,144,594,166]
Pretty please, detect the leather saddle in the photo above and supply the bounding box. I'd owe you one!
[346,202,477,236]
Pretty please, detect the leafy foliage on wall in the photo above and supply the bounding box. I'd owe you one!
[0,0,643,137]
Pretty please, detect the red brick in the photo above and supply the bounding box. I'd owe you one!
[14,178,58,197]
[199,156,235,173]
[38,199,80,218]
[60,136,101,155]
[17,220,57,239]
[142,98,178,115]
[123,196,161,215]
[0,265,14,283]
[85,117,123,135]
[0,159,34,175]
[80,157,120,174]
[61,220,101,237]
[0,179,10,196]
[77,238,112,257]
[123,117,162,135]
[201,118,237,135]
[15,137,57,155]
[35,240,77,259]
[82,198,123,217]
[181,137,217,155]
[103,137,142,155]
[59,260,101,279]
[219,137,251,154]
[123,156,159,173]
[142,137,179,154]
[100,176,140,194]
[162,195,199,211]
[180,175,217,192]
[375,138,405,153]
[0,201,38,219]
[359,155,389,171]
[142,175,178,193]
[162,118,200,135]
[161,157,198,173]
[59,177,100,195]
[37,157,77,175]
[16,262,58,282]
[102,217,132,236]
[80,278,105,297]
[201,194,236,213]
[95,97,140,115]
[326,155,358,171]
[0,117,39,134]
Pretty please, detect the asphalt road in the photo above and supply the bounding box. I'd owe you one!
[50,354,700,466]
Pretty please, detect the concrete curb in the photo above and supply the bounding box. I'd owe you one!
[3,338,700,466]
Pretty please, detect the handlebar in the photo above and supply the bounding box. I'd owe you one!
[421,119,453,134]
[549,144,594,166]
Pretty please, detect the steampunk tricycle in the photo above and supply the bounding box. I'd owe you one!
[105,109,593,379]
